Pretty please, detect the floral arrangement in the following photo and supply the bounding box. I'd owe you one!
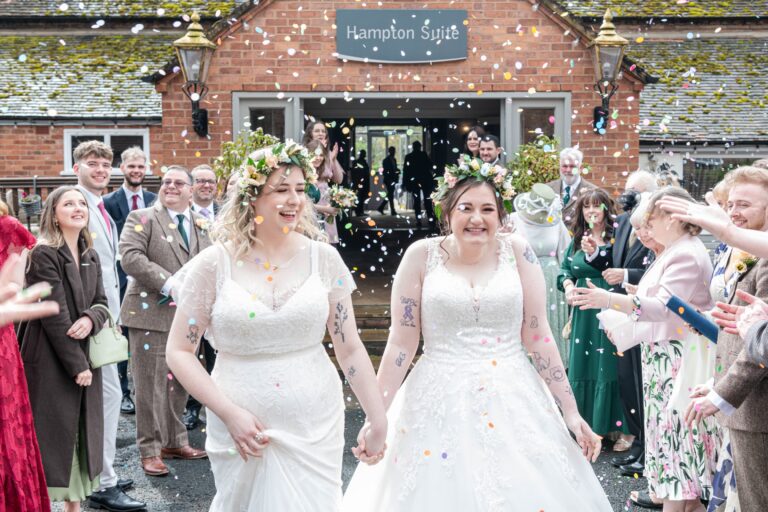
[734,251,758,275]
[194,217,211,233]
[326,184,358,224]
[505,135,561,195]
[235,139,317,201]
[431,155,516,219]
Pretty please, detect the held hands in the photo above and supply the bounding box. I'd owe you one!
[67,315,94,340]
[580,232,598,256]
[657,192,730,239]
[75,369,93,386]
[564,412,601,463]
[571,280,610,310]
[684,384,718,427]
[712,290,768,338]
[602,268,624,286]
[222,404,270,462]
[352,419,387,465]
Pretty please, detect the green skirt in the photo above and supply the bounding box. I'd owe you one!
[48,421,99,502]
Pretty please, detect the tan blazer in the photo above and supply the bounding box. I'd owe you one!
[545,177,595,226]
[714,257,768,433]
[118,202,212,332]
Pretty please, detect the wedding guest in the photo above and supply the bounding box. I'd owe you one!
[119,166,211,477]
[190,164,220,221]
[478,134,503,165]
[352,149,370,216]
[103,146,156,417]
[302,120,345,184]
[19,187,111,512]
[558,188,628,439]
[462,125,486,158]
[546,147,596,225]
[403,140,435,228]
[572,187,720,511]
[166,140,387,510]
[509,183,571,363]
[711,178,731,211]
[377,146,399,216]
[0,201,50,512]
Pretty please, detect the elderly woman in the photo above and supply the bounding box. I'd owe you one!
[573,187,719,512]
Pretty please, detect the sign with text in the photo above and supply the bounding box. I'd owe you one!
[336,9,468,64]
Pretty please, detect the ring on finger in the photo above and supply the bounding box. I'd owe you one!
[255,432,264,442]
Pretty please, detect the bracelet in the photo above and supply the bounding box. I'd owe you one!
[630,295,642,321]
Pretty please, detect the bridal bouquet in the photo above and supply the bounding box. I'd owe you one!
[327,185,358,224]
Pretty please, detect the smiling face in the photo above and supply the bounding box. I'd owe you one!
[446,182,502,246]
[559,156,580,186]
[159,169,193,211]
[55,189,89,233]
[479,140,501,163]
[121,157,147,188]
[74,153,112,194]
[310,122,328,145]
[727,182,768,231]
[252,165,307,235]
[191,167,217,204]
[466,130,481,154]
[581,199,605,227]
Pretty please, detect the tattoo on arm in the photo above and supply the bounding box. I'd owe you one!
[186,325,200,345]
[333,303,348,343]
[530,315,539,329]
[395,351,407,367]
[347,365,357,378]
[549,366,565,382]
[523,244,539,265]
[400,296,418,328]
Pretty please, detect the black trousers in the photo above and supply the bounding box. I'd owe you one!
[379,180,398,214]
[618,344,645,455]
[186,336,216,412]
[411,189,434,222]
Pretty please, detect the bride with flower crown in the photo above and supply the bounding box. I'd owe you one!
[166,137,387,511]
[342,158,612,511]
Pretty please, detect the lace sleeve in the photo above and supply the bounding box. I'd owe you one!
[173,244,225,323]
[317,242,356,303]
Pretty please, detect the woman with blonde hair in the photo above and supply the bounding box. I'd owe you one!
[18,186,110,512]
[166,140,386,511]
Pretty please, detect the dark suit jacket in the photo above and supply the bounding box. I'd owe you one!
[18,241,110,487]
[102,187,157,298]
[587,212,654,293]
[403,151,434,193]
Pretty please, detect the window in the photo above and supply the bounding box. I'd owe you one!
[507,97,569,154]
[520,108,556,145]
[682,157,757,200]
[63,129,150,174]
[249,108,285,140]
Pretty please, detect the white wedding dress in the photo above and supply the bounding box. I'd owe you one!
[342,236,612,512]
[176,241,355,511]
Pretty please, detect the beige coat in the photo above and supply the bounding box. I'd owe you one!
[118,203,211,332]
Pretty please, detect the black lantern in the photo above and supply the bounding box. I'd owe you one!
[173,12,217,137]
[589,9,628,135]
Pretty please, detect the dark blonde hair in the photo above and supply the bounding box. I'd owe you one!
[302,120,328,146]
[73,140,113,164]
[305,139,328,167]
[438,178,505,235]
[726,165,768,192]
[646,186,702,236]
[36,186,93,250]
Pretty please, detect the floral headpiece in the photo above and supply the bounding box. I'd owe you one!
[431,155,516,218]
[236,139,317,200]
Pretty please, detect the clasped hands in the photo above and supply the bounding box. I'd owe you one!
[352,420,388,465]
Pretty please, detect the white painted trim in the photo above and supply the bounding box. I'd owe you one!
[61,128,150,176]
[232,94,299,142]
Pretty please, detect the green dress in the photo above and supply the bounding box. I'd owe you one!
[557,241,628,436]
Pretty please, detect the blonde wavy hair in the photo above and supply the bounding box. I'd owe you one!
[211,164,326,259]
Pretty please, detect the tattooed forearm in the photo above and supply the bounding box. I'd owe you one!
[530,315,539,329]
[549,366,566,382]
[531,351,551,373]
[333,303,348,343]
[186,325,200,345]
[395,351,407,367]
[523,244,539,265]
[347,365,357,378]
[400,296,417,327]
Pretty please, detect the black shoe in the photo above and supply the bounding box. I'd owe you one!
[619,460,645,477]
[183,408,203,430]
[88,485,146,511]
[117,478,133,491]
[611,452,640,468]
[120,395,135,415]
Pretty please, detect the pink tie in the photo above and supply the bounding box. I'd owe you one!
[97,201,112,236]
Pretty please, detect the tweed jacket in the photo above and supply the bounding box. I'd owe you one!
[714,257,768,432]
[545,177,595,226]
[745,320,768,367]
[118,202,212,333]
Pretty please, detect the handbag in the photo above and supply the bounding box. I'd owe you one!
[87,304,129,368]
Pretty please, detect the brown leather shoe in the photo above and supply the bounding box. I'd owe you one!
[161,445,208,460]
[141,456,169,476]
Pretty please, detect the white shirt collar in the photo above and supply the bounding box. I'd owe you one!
[166,207,191,221]
[78,186,102,205]
[564,175,581,191]
[122,184,143,197]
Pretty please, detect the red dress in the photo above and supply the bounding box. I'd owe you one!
[0,215,50,512]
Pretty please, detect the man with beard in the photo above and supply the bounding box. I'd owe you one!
[103,147,157,417]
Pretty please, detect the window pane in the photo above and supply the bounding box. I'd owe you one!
[520,108,555,145]
[111,135,145,167]
[249,108,285,139]
[71,135,105,166]
[681,157,755,200]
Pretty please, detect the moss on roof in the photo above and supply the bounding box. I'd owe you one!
[0,35,175,118]
[0,1,236,18]
[562,0,767,17]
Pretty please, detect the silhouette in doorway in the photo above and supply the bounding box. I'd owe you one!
[378,146,399,216]
[403,141,435,227]
[352,150,370,216]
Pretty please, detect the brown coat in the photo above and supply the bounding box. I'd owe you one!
[714,257,768,432]
[119,203,211,332]
[18,240,110,487]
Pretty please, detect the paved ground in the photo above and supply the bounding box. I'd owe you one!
[53,407,649,512]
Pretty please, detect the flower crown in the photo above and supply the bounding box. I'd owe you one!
[431,155,516,218]
[236,139,318,200]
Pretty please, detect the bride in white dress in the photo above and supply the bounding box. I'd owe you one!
[343,161,612,511]
[166,140,387,511]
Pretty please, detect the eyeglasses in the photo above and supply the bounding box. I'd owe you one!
[194,179,216,185]
[161,179,191,188]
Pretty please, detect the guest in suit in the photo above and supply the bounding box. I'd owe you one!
[352,150,370,216]
[72,141,145,511]
[190,164,220,221]
[378,146,399,216]
[478,135,503,165]
[103,146,157,417]
[688,166,768,512]
[403,140,435,228]
[119,165,212,477]
[19,186,111,511]
[546,147,595,226]
[586,170,657,471]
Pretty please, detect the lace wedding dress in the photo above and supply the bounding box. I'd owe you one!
[176,241,355,511]
[342,236,612,511]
